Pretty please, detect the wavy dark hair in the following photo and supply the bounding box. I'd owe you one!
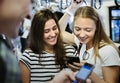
[28,9,66,69]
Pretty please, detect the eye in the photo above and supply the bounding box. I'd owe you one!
[44,29,49,33]
[74,27,81,31]
[85,28,92,32]
[52,25,58,31]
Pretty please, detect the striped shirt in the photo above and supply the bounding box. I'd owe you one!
[19,45,77,83]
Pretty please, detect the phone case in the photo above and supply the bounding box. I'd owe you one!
[75,62,94,81]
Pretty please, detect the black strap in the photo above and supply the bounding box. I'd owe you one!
[77,43,82,54]
[114,0,120,6]
[83,0,87,5]
[94,0,102,9]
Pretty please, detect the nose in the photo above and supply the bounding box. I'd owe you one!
[50,30,56,36]
[79,30,85,38]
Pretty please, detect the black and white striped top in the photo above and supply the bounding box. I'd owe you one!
[19,45,77,83]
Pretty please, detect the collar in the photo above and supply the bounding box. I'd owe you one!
[0,34,13,50]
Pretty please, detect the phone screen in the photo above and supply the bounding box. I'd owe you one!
[75,63,94,81]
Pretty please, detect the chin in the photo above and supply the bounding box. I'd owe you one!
[80,40,89,44]
[49,41,57,46]
[80,41,86,44]
[50,43,56,46]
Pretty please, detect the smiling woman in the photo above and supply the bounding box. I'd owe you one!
[59,6,120,83]
[18,9,76,83]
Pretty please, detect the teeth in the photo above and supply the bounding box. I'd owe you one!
[48,37,55,41]
[80,38,86,41]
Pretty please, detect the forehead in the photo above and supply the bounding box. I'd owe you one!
[74,17,96,27]
[44,19,56,29]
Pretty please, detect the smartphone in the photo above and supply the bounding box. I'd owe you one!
[75,62,94,81]
[66,56,80,64]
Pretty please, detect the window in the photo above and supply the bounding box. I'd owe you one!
[109,6,120,43]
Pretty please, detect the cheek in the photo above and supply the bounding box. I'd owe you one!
[89,31,96,38]
[56,29,59,35]
[54,28,60,36]
[73,29,79,36]
[44,33,48,39]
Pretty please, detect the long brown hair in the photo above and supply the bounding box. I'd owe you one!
[28,9,66,69]
[74,6,120,62]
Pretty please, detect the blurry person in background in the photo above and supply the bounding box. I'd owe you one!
[0,0,32,83]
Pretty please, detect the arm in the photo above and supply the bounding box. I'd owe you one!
[49,69,92,83]
[90,45,120,83]
[61,31,75,46]
[59,0,83,31]
[59,0,83,44]
[68,63,119,83]
[90,66,119,83]
[49,70,75,83]
[19,61,30,83]
[59,2,75,45]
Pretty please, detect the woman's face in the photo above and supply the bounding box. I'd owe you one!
[44,19,59,47]
[74,17,96,46]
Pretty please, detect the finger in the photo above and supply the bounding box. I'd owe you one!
[86,78,92,83]
[68,64,80,71]
[74,71,78,75]
[80,61,86,66]
[64,70,76,81]
[68,64,80,69]
[73,62,82,67]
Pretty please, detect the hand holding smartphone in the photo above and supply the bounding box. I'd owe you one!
[72,62,94,83]
[66,56,80,64]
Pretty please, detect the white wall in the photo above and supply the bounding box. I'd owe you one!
[96,0,120,46]
[96,0,116,36]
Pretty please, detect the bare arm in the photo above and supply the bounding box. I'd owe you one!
[61,31,75,46]
[59,0,83,45]
[59,0,83,31]
[59,12,71,31]
[90,66,119,83]
[49,70,75,83]
[49,69,92,83]
[19,61,30,83]
[67,62,120,83]
[59,4,74,45]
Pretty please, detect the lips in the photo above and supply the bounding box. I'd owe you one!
[78,37,87,43]
[80,37,86,41]
[48,37,56,42]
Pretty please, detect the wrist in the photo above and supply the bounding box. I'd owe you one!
[65,9,74,16]
[65,5,75,16]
